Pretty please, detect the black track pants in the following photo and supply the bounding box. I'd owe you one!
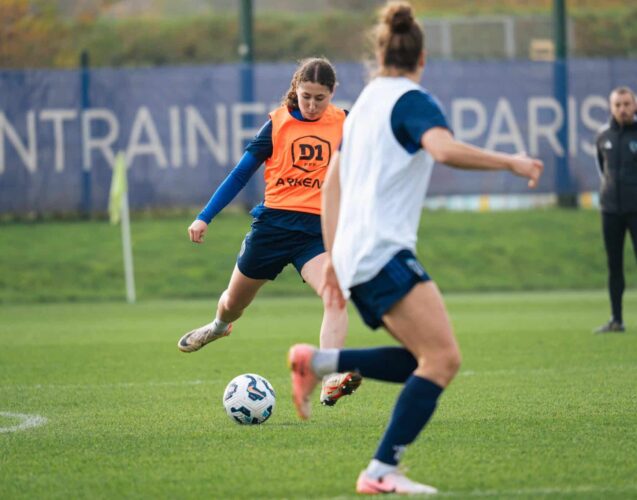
[601,211,637,322]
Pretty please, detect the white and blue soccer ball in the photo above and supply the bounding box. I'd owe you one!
[222,373,276,425]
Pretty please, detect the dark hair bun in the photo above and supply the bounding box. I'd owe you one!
[385,3,414,34]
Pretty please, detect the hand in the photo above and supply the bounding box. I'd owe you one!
[188,219,208,243]
[318,256,346,310]
[510,153,544,189]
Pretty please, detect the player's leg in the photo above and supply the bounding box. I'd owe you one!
[289,252,457,493]
[382,281,460,386]
[216,265,268,323]
[359,280,459,480]
[289,250,427,416]
[352,281,459,494]
[301,252,348,349]
[178,265,267,352]
[179,221,282,352]
[625,212,637,328]
[627,212,637,262]
[300,252,361,406]
[288,281,456,493]
[596,212,627,332]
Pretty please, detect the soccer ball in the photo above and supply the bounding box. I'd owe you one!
[222,373,276,425]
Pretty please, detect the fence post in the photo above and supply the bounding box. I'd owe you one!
[80,50,92,217]
[553,0,578,207]
[239,0,258,209]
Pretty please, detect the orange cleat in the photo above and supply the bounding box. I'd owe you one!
[320,372,363,406]
[287,344,319,420]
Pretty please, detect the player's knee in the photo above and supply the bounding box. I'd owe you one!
[438,349,461,378]
[445,347,462,379]
[419,346,460,384]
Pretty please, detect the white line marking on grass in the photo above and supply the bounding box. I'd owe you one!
[0,378,288,391]
[1,380,213,391]
[0,412,48,433]
[1,364,635,392]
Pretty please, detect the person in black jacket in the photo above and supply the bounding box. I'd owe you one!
[594,86,637,333]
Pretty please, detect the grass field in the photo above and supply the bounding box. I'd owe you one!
[1,291,636,499]
[2,209,636,303]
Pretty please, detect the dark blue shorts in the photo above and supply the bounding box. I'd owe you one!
[350,249,431,330]
[237,219,324,280]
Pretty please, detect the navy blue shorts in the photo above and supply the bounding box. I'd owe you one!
[350,249,431,330]
[237,219,324,280]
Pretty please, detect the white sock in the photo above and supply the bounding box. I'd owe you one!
[210,318,230,334]
[311,348,339,377]
[365,459,398,480]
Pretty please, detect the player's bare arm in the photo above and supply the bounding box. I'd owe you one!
[421,127,544,188]
[319,152,346,309]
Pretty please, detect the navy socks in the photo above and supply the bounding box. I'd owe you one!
[337,347,418,383]
[373,375,443,465]
[336,347,444,466]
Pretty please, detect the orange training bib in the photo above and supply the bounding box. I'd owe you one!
[263,104,346,215]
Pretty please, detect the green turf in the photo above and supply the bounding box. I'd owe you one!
[1,291,636,499]
[1,208,635,303]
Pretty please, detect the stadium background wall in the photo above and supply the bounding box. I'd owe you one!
[1,58,636,216]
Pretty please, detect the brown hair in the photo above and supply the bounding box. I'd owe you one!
[373,1,424,75]
[282,57,337,109]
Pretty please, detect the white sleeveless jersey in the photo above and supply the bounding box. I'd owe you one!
[333,77,435,295]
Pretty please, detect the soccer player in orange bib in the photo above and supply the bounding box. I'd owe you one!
[178,58,361,407]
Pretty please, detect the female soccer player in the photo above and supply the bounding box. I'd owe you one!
[288,2,543,494]
[179,58,360,407]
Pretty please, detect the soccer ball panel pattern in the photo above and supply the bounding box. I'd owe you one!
[222,373,276,425]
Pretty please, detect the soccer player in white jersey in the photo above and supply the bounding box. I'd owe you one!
[287,1,544,495]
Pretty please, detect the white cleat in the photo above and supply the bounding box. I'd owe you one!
[356,470,438,495]
[178,323,232,353]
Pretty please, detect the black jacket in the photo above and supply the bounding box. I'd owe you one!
[596,116,637,214]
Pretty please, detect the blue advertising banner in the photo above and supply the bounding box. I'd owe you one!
[1,59,636,215]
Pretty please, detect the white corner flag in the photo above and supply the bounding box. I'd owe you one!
[109,152,136,304]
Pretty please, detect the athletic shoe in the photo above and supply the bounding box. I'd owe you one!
[178,323,232,352]
[287,344,319,420]
[594,320,625,334]
[320,372,363,406]
[356,470,438,495]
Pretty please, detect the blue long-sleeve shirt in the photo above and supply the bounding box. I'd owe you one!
[196,109,307,224]
[196,150,263,223]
